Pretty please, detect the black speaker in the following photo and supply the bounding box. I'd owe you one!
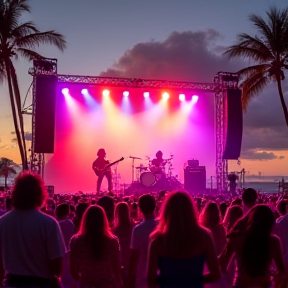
[184,168,206,193]
[34,75,57,153]
[223,89,243,160]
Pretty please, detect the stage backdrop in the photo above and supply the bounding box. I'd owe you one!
[44,84,215,193]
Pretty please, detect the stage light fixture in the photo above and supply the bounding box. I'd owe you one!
[192,95,199,103]
[102,89,110,97]
[62,88,69,95]
[123,91,129,97]
[144,92,150,98]
[81,89,88,95]
[179,94,185,101]
[162,92,169,100]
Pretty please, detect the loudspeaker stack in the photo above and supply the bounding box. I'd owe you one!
[184,159,206,194]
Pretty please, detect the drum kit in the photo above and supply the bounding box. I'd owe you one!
[125,155,182,195]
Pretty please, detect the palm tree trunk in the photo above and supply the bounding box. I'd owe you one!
[276,76,288,128]
[5,60,26,171]
[9,61,28,169]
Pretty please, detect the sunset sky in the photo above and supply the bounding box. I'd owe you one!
[0,0,287,189]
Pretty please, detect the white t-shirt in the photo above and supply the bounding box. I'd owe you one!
[0,209,66,278]
[58,219,75,250]
[130,218,158,288]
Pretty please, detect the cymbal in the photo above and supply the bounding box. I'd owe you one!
[136,166,148,169]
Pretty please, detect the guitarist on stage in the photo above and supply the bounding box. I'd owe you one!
[92,148,113,195]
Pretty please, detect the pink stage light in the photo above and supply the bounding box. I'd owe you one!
[62,88,69,95]
[123,91,129,97]
[144,92,150,98]
[102,89,110,97]
[162,92,169,100]
[81,88,88,95]
[192,95,199,104]
[179,94,185,101]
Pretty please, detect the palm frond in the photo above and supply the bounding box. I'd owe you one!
[249,13,273,44]
[240,73,270,109]
[11,21,39,39]
[4,0,30,35]
[16,48,45,61]
[224,33,273,61]
[15,31,67,51]
[237,64,270,79]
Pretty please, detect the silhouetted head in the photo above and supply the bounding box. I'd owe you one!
[242,188,258,209]
[12,172,47,210]
[97,148,106,157]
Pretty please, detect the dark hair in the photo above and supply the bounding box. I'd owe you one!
[228,204,275,277]
[97,196,115,224]
[5,198,12,210]
[151,191,199,257]
[97,148,106,157]
[55,203,70,220]
[138,194,156,215]
[219,202,228,218]
[277,200,287,216]
[242,188,258,207]
[114,202,131,228]
[199,201,221,230]
[74,202,90,231]
[79,205,113,260]
[231,198,242,206]
[223,205,244,232]
[12,172,47,210]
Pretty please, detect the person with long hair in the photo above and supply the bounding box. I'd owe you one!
[199,201,226,255]
[223,205,243,233]
[219,204,287,288]
[147,191,220,288]
[69,205,122,288]
[0,172,65,288]
[112,202,135,281]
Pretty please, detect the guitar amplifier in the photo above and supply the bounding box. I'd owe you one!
[184,167,206,193]
[188,159,199,168]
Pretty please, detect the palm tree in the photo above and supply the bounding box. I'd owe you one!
[0,157,18,190]
[0,0,66,170]
[224,7,288,128]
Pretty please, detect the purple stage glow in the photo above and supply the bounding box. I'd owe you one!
[44,85,214,193]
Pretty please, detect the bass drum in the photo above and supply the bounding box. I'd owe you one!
[140,172,156,187]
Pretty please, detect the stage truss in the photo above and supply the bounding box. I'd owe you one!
[25,59,239,192]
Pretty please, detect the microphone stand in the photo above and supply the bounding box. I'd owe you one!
[129,156,142,183]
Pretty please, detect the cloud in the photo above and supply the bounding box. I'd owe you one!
[241,149,285,161]
[100,30,243,82]
[100,30,288,153]
[11,138,17,143]
[10,131,15,135]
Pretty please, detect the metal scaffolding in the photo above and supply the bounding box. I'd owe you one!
[25,60,239,192]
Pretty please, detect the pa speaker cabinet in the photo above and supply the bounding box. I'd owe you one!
[223,89,243,160]
[184,168,206,193]
[34,75,57,153]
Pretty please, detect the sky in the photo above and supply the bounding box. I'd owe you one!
[0,0,288,191]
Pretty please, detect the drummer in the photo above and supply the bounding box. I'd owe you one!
[150,150,167,175]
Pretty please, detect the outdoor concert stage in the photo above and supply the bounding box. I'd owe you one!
[44,84,214,194]
[27,60,242,194]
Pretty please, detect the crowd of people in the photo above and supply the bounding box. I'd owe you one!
[0,172,288,288]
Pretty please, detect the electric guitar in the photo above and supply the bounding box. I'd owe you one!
[93,157,124,176]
